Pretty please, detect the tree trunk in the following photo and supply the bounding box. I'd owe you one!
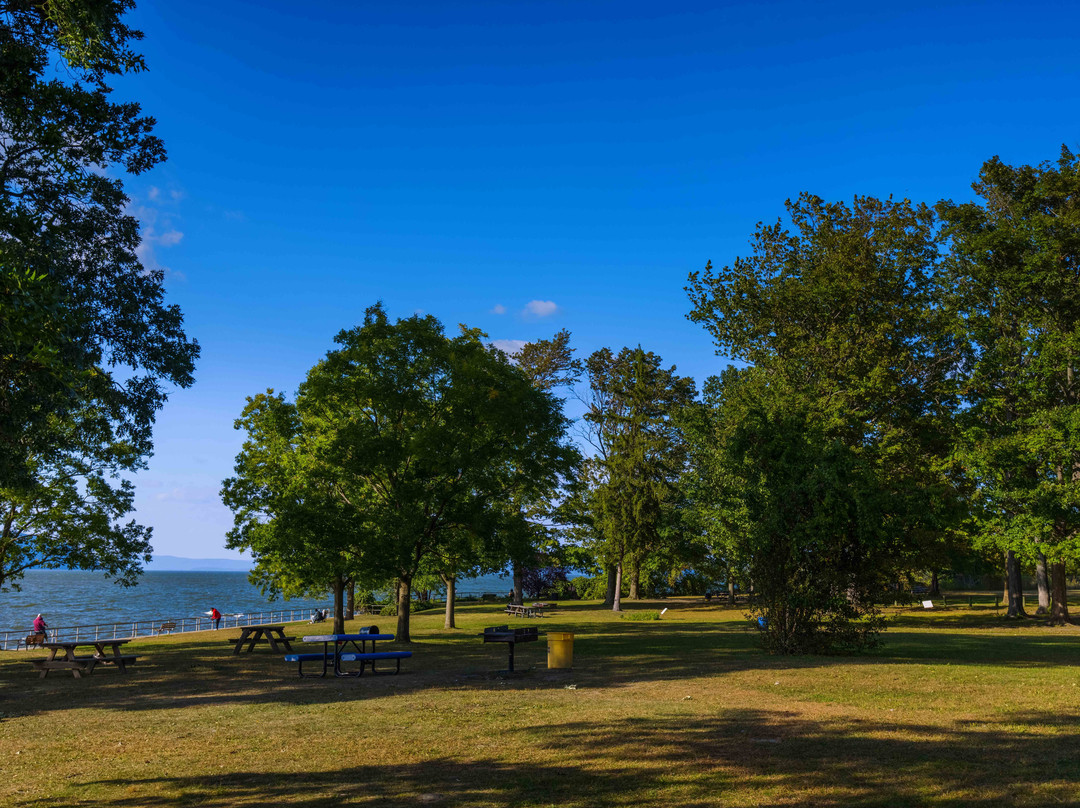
[929,571,940,597]
[629,559,640,599]
[345,579,355,620]
[1035,552,1050,615]
[1050,561,1071,625]
[604,564,616,607]
[512,563,524,606]
[1005,550,1027,618]
[613,559,623,612]
[442,574,456,629]
[396,576,412,642]
[332,574,346,635]
[728,578,736,605]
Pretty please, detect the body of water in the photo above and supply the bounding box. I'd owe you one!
[0,569,513,636]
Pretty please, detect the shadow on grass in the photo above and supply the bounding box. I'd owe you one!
[28,709,1080,807]
[6,608,1080,720]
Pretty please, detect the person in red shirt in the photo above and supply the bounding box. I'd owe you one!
[32,614,48,639]
[210,608,222,630]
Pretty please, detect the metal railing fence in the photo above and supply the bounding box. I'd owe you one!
[2,588,518,651]
[0,606,329,651]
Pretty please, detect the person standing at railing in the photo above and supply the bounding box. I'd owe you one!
[210,607,222,630]
[32,613,48,640]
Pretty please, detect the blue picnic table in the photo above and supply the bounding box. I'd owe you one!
[286,633,409,678]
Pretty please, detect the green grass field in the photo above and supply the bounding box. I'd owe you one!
[2,598,1079,807]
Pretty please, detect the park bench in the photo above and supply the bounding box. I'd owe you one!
[505,604,536,618]
[17,633,46,650]
[283,652,335,677]
[338,651,411,675]
[30,655,138,676]
[283,650,411,677]
[157,621,177,633]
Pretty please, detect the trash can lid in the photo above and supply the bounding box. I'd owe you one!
[547,631,575,640]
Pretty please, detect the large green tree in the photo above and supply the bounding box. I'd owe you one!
[502,328,581,606]
[581,346,695,610]
[687,193,962,651]
[0,0,198,589]
[939,147,1080,624]
[221,392,376,634]
[298,305,577,641]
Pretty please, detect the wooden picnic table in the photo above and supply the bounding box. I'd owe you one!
[504,602,556,618]
[32,640,136,679]
[228,624,296,655]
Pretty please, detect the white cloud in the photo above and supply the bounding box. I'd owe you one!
[491,303,507,315]
[148,186,160,201]
[129,199,185,281]
[523,299,559,318]
[491,339,527,355]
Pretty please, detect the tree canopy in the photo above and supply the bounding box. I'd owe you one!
[686,193,961,650]
[0,0,198,590]
[940,147,1080,623]
[221,304,578,641]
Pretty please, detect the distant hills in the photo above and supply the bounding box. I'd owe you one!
[145,555,251,572]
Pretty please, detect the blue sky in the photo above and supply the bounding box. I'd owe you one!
[116,0,1080,558]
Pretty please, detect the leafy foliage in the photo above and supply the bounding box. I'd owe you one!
[940,147,1080,622]
[687,194,960,651]
[292,304,577,640]
[0,0,198,588]
[579,346,696,609]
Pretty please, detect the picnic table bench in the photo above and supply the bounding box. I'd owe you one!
[285,632,410,677]
[227,624,296,654]
[31,640,137,679]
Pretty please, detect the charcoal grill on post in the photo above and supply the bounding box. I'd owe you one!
[481,625,539,673]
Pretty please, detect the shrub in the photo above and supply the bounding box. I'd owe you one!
[619,610,661,621]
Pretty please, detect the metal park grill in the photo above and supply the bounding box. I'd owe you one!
[481,625,539,673]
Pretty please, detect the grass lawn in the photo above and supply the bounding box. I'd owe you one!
[2,598,1079,807]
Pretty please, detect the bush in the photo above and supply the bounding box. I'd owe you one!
[619,610,661,621]
[729,407,890,654]
[574,573,611,601]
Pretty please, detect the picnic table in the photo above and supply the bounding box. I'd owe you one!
[227,624,296,655]
[481,625,539,673]
[31,640,136,679]
[286,633,410,677]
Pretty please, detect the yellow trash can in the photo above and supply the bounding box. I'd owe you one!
[547,631,574,669]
